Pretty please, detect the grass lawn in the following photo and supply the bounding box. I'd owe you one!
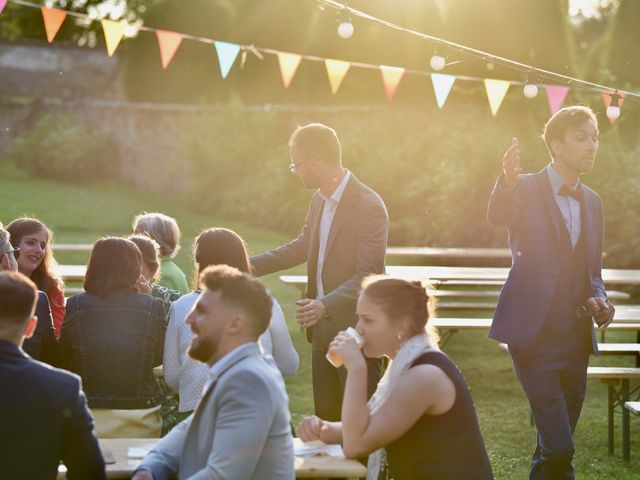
[1,171,639,478]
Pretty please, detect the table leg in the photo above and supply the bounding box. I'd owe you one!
[608,383,614,456]
[622,380,630,462]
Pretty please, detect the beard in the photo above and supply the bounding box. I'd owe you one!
[188,331,221,363]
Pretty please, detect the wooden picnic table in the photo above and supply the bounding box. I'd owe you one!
[56,438,367,479]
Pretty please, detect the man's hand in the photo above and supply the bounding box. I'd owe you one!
[586,297,615,328]
[502,137,522,189]
[296,415,328,442]
[131,469,154,480]
[295,298,327,328]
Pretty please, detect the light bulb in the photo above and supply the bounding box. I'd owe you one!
[606,105,621,120]
[338,21,354,39]
[523,83,538,99]
[430,55,446,71]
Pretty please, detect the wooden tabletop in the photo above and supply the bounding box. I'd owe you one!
[386,246,512,259]
[587,367,640,379]
[61,438,367,479]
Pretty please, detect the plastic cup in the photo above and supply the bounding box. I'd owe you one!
[326,327,365,368]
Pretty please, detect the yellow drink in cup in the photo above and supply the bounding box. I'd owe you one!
[326,327,365,368]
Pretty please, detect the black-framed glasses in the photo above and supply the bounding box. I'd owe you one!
[2,247,20,260]
[288,159,307,173]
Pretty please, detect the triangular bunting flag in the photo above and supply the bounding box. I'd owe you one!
[156,30,183,69]
[602,91,627,124]
[431,73,456,109]
[101,19,125,57]
[0,0,8,15]
[380,65,405,101]
[325,59,351,94]
[484,79,511,116]
[41,7,67,43]
[545,86,570,115]
[214,41,240,79]
[277,52,302,89]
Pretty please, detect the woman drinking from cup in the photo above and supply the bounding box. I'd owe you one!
[297,276,493,480]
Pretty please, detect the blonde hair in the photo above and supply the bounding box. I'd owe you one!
[132,212,181,258]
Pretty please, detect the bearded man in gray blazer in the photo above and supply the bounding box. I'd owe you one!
[133,265,294,480]
[251,123,389,421]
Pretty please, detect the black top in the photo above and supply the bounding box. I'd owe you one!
[385,351,493,480]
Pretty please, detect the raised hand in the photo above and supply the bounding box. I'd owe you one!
[502,137,522,188]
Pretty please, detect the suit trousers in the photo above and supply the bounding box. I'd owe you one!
[312,345,382,421]
[509,325,591,480]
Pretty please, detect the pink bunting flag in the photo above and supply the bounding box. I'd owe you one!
[156,30,183,69]
[545,86,570,115]
[41,7,67,43]
[380,65,405,101]
[0,0,8,15]
[277,52,302,89]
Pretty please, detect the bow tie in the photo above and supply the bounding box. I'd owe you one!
[559,184,583,201]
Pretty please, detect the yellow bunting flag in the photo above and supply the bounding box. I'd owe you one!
[41,7,67,43]
[484,79,511,116]
[156,30,183,69]
[277,52,302,89]
[101,19,125,57]
[380,65,405,101]
[325,59,351,95]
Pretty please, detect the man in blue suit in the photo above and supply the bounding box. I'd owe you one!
[0,269,105,480]
[488,106,615,479]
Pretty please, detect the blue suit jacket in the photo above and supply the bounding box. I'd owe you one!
[0,340,105,479]
[487,168,606,351]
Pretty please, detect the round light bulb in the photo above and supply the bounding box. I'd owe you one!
[523,83,538,99]
[606,105,621,120]
[430,55,446,71]
[338,21,354,39]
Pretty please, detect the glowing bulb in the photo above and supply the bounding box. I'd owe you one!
[338,21,354,39]
[523,83,538,99]
[606,105,621,120]
[430,55,446,71]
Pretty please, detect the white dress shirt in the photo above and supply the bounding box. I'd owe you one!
[547,164,581,248]
[316,170,351,298]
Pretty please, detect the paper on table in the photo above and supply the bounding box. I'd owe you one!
[293,438,344,458]
[128,447,149,459]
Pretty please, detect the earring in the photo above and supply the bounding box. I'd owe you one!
[397,333,402,341]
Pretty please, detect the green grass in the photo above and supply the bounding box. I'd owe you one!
[1,172,639,478]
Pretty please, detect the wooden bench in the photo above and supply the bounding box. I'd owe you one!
[624,401,640,460]
[587,367,640,461]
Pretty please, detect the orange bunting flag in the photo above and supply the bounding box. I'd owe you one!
[41,7,67,43]
[277,52,302,89]
[325,59,351,95]
[380,65,405,101]
[101,19,125,57]
[484,79,511,116]
[156,30,183,69]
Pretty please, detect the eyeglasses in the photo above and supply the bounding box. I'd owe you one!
[2,247,20,260]
[288,159,308,174]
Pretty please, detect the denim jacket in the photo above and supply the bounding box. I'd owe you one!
[60,290,166,409]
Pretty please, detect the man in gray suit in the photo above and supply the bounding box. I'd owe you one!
[133,265,294,480]
[251,123,389,421]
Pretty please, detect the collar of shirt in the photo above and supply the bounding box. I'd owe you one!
[206,341,260,386]
[318,169,351,207]
[547,163,580,194]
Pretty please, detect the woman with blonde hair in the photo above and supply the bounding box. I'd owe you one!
[132,212,189,295]
[297,276,493,480]
[7,217,65,337]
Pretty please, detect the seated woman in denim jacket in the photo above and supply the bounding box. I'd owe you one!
[60,237,166,438]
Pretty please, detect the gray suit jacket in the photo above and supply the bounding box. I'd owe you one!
[251,173,389,347]
[140,342,294,480]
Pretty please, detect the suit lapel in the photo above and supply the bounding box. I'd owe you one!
[324,175,360,259]
[535,169,573,250]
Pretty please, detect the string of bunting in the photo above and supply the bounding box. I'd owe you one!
[0,0,631,123]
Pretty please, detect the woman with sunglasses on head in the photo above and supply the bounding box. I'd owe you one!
[297,276,493,480]
[7,218,66,338]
